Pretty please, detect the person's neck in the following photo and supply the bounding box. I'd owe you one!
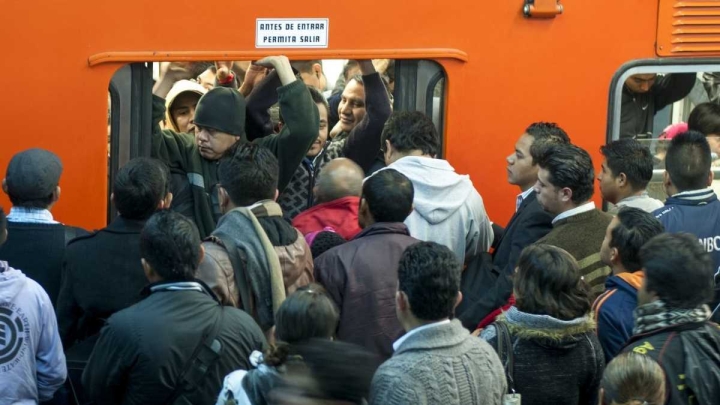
[615,188,646,203]
[402,315,448,333]
[393,151,432,163]
[611,263,629,276]
[555,201,584,216]
[518,184,534,193]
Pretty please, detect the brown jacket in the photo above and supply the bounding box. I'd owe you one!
[314,222,419,359]
[197,201,313,319]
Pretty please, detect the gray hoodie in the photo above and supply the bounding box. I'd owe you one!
[0,261,66,404]
[377,156,493,262]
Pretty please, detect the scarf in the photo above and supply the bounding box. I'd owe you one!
[633,300,711,335]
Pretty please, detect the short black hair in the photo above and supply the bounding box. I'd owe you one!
[641,233,715,309]
[140,210,202,282]
[600,139,655,191]
[381,111,440,156]
[218,144,279,207]
[398,242,461,321]
[361,169,414,223]
[113,158,169,220]
[665,130,712,192]
[307,85,329,115]
[688,102,720,136]
[536,143,595,203]
[342,60,360,81]
[8,193,54,209]
[527,122,572,164]
[611,207,665,272]
[525,122,571,144]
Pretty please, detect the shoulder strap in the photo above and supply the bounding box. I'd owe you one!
[212,235,256,321]
[495,322,515,393]
[164,308,225,405]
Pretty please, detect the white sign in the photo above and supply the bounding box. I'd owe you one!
[256,18,329,48]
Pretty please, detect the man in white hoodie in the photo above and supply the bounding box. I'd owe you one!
[378,111,493,262]
[0,207,67,404]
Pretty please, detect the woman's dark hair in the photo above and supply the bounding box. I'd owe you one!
[309,231,346,258]
[601,352,666,405]
[514,244,591,320]
[264,284,339,367]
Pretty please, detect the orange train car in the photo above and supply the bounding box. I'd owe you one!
[0,0,715,229]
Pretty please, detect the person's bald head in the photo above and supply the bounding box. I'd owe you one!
[314,158,364,204]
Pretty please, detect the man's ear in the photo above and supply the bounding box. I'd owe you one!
[160,192,173,210]
[396,291,409,312]
[610,247,620,265]
[53,186,61,203]
[141,258,154,281]
[708,170,714,187]
[312,63,323,77]
[1,179,7,195]
[454,292,463,310]
[560,187,573,203]
[218,186,230,210]
[617,172,628,188]
[274,189,279,202]
[198,244,205,263]
[663,171,673,196]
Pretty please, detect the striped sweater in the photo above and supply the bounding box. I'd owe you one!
[535,209,613,299]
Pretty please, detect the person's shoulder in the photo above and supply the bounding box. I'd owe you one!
[220,305,264,336]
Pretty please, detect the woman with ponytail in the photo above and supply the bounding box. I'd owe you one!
[217,283,340,405]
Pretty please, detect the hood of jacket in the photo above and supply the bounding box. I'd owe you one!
[606,271,644,295]
[0,261,27,304]
[381,156,475,224]
[497,307,596,350]
[164,80,207,132]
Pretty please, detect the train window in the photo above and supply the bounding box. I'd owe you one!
[107,59,447,220]
[608,62,720,208]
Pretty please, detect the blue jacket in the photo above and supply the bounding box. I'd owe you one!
[593,272,644,362]
[653,188,720,276]
[654,188,720,316]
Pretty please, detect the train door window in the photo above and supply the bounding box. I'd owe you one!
[608,63,720,209]
[107,63,154,222]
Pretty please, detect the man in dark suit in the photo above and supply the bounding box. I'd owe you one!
[457,122,570,330]
[57,158,173,349]
[493,122,570,274]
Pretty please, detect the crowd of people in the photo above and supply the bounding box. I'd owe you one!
[1,58,720,405]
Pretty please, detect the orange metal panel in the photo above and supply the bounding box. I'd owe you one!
[0,0,663,230]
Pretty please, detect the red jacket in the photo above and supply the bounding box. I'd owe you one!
[292,196,362,240]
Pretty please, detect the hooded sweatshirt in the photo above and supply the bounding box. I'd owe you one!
[377,156,492,262]
[0,261,66,404]
[163,80,207,132]
[592,271,644,362]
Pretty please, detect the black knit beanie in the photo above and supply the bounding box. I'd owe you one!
[310,231,347,258]
[194,87,247,136]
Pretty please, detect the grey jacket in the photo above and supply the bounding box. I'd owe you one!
[369,320,506,405]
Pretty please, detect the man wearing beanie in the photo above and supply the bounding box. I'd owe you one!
[0,148,88,304]
[152,56,319,237]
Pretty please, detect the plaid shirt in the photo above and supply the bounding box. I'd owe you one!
[7,207,58,224]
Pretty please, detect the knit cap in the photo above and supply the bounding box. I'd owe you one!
[194,87,246,136]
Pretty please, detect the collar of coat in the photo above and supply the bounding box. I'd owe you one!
[248,200,284,218]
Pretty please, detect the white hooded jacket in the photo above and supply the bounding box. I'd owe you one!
[0,261,66,404]
[376,156,492,262]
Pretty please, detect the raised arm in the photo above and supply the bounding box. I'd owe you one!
[253,56,319,192]
[342,60,392,172]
